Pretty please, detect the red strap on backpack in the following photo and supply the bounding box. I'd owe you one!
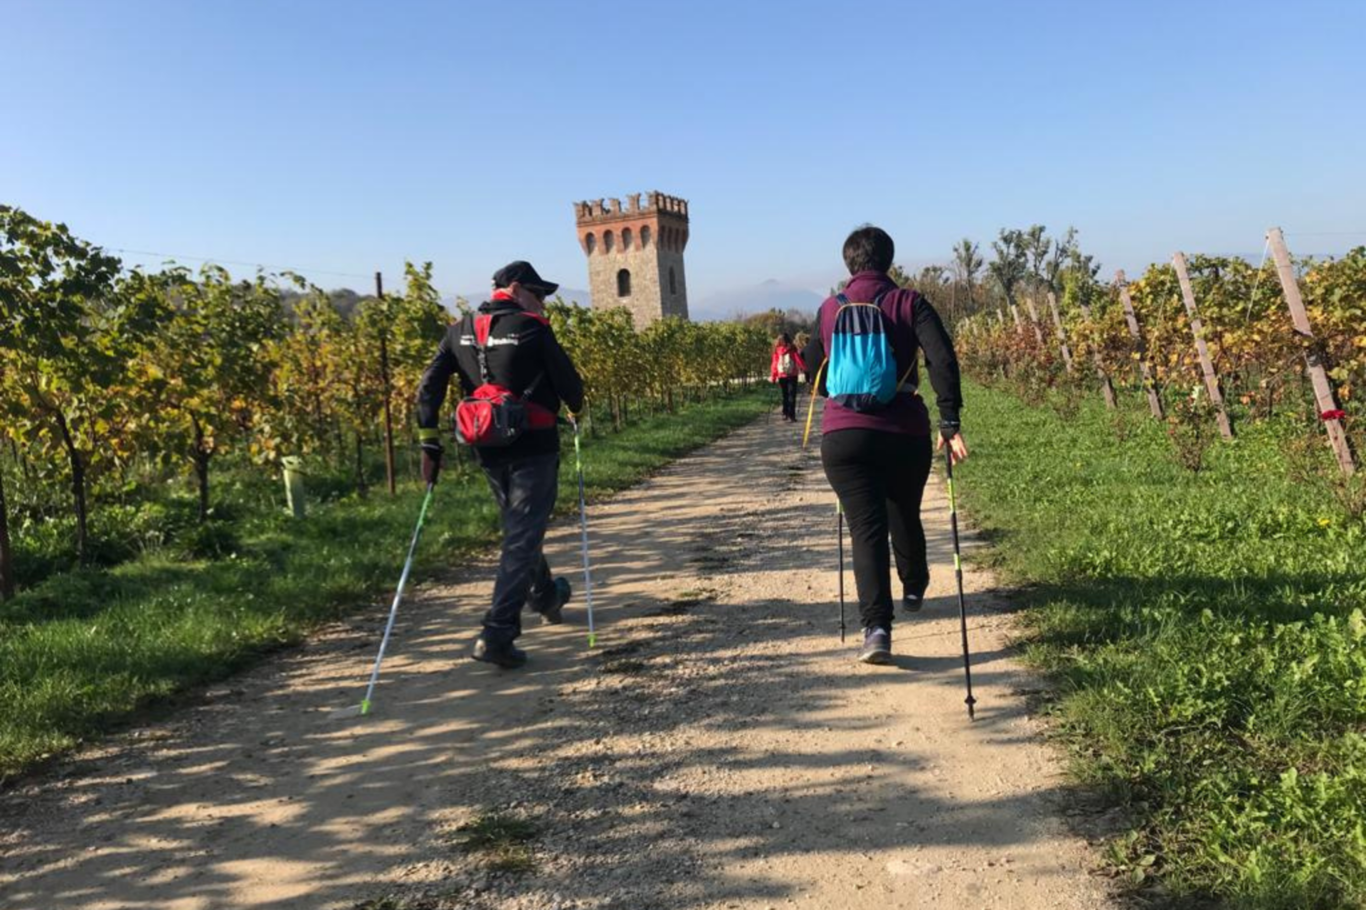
[455,312,555,446]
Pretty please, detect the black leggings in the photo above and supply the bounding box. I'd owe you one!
[778,377,799,418]
[821,429,933,630]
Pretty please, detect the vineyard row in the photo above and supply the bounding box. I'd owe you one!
[954,227,1364,479]
[0,205,773,599]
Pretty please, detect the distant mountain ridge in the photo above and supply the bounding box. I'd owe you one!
[443,287,593,312]
[689,279,827,322]
[441,279,830,322]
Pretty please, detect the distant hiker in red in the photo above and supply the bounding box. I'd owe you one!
[769,333,806,422]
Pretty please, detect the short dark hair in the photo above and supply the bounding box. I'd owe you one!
[842,225,895,275]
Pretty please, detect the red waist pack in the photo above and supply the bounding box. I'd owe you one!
[455,382,554,447]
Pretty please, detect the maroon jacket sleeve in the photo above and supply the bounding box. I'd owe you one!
[912,295,962,427]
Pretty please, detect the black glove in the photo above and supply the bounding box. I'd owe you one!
[939,420,961,443]
[421,442,443,486]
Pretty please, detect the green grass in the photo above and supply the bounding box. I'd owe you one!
[953,380,1366,909]
[454,811,540,872]
[0,388,771,781]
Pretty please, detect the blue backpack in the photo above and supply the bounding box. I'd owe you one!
[824,292,907,412]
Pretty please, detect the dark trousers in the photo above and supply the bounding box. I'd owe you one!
[481,454,560,644]
[778,377,799,419]
[821,429,933,631]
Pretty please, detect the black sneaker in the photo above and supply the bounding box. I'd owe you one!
[902,592,924,614]
[858,627,892,664]
[472,636,527,668]
[537,577,571,625]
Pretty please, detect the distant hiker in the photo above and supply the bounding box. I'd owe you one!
[415,260,585,668]
[770,333,807,422]
[801,226,968,664]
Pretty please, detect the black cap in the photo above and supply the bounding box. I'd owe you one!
[492,260,558,295]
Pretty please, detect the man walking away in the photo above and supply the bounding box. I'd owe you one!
[770,333,806,421]
[415,261,585,668]
[802,226,969,664]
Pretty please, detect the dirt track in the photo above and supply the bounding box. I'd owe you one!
[0,414,1115,909]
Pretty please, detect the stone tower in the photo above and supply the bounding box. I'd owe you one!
[574,191,689,326]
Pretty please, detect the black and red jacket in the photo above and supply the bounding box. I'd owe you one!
[416,296,585,463]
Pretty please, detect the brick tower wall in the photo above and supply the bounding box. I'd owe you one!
[575,192,690,328]
[657,245,688,320]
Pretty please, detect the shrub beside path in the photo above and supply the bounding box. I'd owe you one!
[0,416,1115,909]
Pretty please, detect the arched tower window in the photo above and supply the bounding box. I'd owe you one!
[604,230,615,253]
[669,267,677,295]
[584,232,596,255]
[621,227,632,250]
[617,269,631,297]
[640,225,651,248]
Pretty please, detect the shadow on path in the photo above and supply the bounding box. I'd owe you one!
[0,413,1112,910]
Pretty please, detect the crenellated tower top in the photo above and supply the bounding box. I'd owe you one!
[574,191,689,225]
[572,189,690,324]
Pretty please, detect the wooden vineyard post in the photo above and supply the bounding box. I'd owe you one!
[1024,296,1046,345]
[1009,302,1024,331]
[1172,253,1234,439]
[990,310,1008,378]
[1046,291,1075,374]
[1078,299,1117,409]
[0,469,11,601]
[1116,270,1165,419]
[376,271,397,496]
[1267,227,1356,476]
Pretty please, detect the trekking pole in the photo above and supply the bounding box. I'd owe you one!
[573,422,598,648]
[944,442,977,720]
[338,481,435,718]
[837,501,846,643]
[801,361,827,449]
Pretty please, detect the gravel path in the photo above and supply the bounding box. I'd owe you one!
[0,415,1115,909]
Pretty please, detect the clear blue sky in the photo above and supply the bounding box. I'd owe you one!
[5,0,1365,303]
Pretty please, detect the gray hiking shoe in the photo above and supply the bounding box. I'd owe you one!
[858,627,892,664]
[902,592,924,614]
[537,577,571,625]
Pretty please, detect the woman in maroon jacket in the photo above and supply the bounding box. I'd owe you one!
[801,226,969,664]
[769,333,806,422]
